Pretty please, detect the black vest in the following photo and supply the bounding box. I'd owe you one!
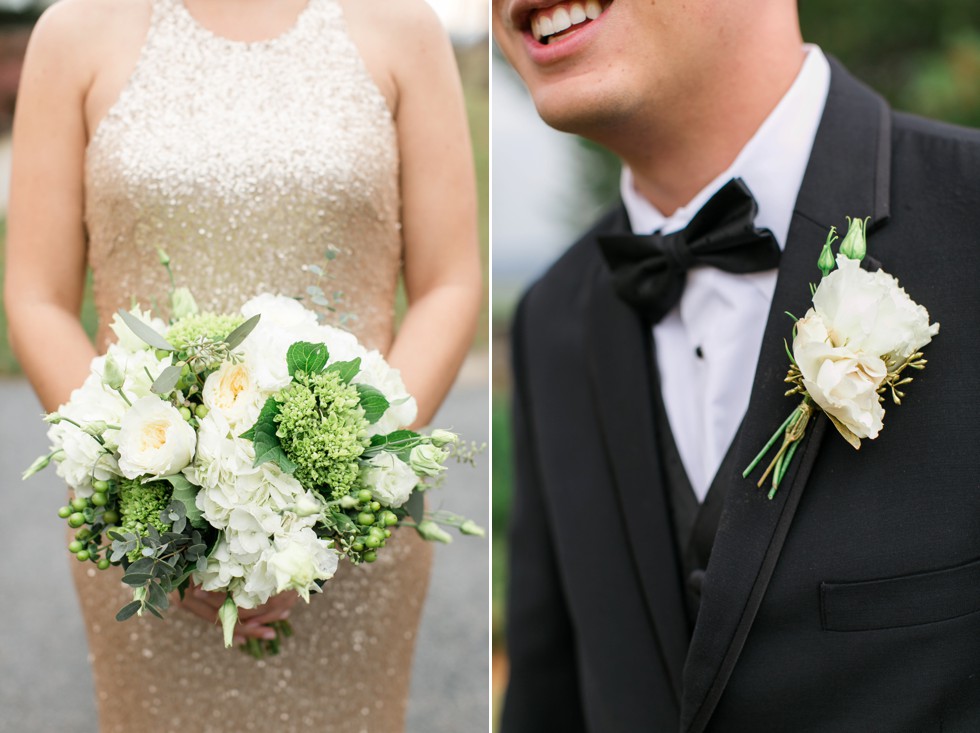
[650,360,739,630]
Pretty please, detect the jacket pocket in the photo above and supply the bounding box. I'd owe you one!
[820,556,980,632]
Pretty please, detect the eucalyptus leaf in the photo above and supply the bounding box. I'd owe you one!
[326,357,361,384]
[118,309,175,351]
[355,384,390,424]
[405,490,425,525]
[147,582,169,610]
[144,603,164,620]
[128,557,155,575]
[151,365,183,395]
[115,601,143,622]
[158,475,206,529]
[121,572,153,586]
[223,314,261,350]
[287,341,330,377]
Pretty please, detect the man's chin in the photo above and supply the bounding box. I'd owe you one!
[531,84,635,140]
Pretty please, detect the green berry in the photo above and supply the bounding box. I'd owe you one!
[92,479,110,492]
[363,551,377,563]
[365,535,382,549]
[382,511,398,527]
[357,490,373,503]
[102,509,120,525]
[358,512,376,526]
[57,506,72,519]
[384,529,392,538]
[154,349,169,360]
[91,492,108,507]
[75,528,92,541]
[97,559,111,570]
[68,540,84,553]
[67,512,86,529]
[71,497,88,511]
[370,501,381,512]
[195,404,209,419]
[179,406,192,421]
[75,550,90,562]
[352,541,365,552]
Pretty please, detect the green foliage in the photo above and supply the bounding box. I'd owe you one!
[273,370,368,497]
[166,312,244,350]
[240,397,298,474]
[118,479,173,559]
[326,357,361,384]
[354,383,390,424]
[156,473,206,529]
[286,341,329,377]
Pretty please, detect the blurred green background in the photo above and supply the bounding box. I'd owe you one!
[491,0,980,715]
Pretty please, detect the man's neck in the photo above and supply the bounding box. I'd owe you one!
[612,44,807,217]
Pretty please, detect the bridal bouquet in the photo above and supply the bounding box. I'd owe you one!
[25,257,481,656]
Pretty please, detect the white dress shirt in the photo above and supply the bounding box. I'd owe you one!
[620,45,831,501]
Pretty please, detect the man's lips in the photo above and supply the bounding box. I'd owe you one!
[529,0,604,44]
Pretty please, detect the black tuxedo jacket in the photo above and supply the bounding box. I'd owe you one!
[502,59,980,733]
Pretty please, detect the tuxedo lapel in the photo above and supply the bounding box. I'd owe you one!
[680,58,893,733]
[585,207,689,705]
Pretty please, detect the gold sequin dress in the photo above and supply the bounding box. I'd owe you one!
[75,0,433,730]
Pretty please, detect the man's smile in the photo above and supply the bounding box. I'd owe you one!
[528,0,605,44]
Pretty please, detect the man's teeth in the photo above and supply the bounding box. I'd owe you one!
[531,1,603,43]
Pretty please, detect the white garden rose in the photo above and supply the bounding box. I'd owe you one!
[793,311,888,440]
[117,397,197,479]
[108,306,168,353]
[811,255,939,363]
[361,452,419,508]
[203,360,263,430]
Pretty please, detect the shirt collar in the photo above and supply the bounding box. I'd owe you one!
[620,44,831,252]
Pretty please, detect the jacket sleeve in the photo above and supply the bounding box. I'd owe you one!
[500,295,588,733]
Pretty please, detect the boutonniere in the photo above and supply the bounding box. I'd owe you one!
[743,217,940,498]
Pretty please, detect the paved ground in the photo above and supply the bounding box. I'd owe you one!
[0,364,489,733]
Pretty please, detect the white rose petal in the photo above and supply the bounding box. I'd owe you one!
[117,397,197,479]
[203,361,264,431]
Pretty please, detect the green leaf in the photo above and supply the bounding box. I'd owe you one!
[118,309,174,351]
[355,384,390,424]
[240,397,297,474]
[144,603,164,620]
[147,582,170,610]
[151,365,183,395]
[115,601,143,622]
[121,572,152,586]
[287,341,330,377]
[157,475,206,529]
[326,357,361,384]
[223,314,261,350]
[405,490,424,525]
[330,510,357,533]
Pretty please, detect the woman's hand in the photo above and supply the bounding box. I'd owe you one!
[174,580,300,644]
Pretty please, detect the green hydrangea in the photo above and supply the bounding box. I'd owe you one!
[275,371,369,498]
[167,312,244,350]
[118,479,172,560]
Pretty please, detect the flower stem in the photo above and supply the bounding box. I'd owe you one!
[742,410,797,478]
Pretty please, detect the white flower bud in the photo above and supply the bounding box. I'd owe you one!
[409,444,448,477]
[170,287,199,321]
[429,429,459,448]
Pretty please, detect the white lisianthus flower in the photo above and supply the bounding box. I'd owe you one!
[117,397,197,479]
[203,360,263,430]
[793,311,888,440]
[108,306,168,353]
[267,529,339,602]
[49,423,117,496]
[361,452,419,508]
[794,256,940,442]
[409,443,448,477]
[811,255,940,363]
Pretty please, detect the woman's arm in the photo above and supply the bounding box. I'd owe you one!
[343,0,483,428]
[5,4,99,411]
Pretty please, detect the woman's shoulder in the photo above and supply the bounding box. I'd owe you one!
[29,0,151,76]
[338,0,446,49]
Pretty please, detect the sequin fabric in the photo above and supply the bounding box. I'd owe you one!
[77,1,433,730]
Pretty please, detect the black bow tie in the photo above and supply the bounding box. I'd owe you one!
[598,178,781,324]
